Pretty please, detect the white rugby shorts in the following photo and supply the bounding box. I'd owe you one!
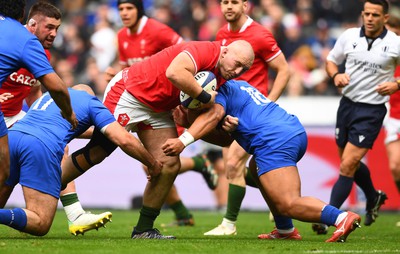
[384,116,400,145]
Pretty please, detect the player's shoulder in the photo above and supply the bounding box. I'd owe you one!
[385,29,400,43]
[340,27,361,39]
[146,18,173,30]
[1,17,35,41]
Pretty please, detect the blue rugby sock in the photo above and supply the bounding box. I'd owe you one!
[0,208,27,230]
[274,215,294,230]
[320,205,342,226]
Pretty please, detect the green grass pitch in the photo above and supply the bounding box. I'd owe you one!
[0,209,399,253]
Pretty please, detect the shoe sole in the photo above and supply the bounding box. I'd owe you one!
[204,232,237,236]
[69,212,112,236]
[337,219,361,243]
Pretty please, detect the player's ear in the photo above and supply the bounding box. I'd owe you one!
[221,47,228,58]
[27,18,37,32]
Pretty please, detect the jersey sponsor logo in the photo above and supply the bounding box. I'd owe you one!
[353,60,381,74]
[9,72,37,86]
[118,113,130,127]
[127,57,150,66]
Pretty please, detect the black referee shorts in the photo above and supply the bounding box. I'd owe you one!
[335,96,387,149]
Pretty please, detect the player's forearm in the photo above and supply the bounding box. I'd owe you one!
[105,122,157,168]
[267,67,290,102]
[187,106,223,141]
[48,89,73,116]
[267,53,290,102]
[122,135,158,168]
[326,61,339,79]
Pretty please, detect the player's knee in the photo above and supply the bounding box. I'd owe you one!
[163,157,181,175]
[340,157,360,176]
[32,221,52,236]
[225,161,244,179]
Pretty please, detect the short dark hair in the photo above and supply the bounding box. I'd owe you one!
[0,0,26,20]
[365,0,389,14]
[27,1,62,20]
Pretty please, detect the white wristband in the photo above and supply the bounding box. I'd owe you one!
[178,132,195,147]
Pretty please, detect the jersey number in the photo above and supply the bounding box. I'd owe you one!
[240,86,271,105]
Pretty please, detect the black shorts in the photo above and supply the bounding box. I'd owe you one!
[87,127,118,156]
[335,96,387,149]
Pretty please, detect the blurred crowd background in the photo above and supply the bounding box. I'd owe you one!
[24,0,400,97]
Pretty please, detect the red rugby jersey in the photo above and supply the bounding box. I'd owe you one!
[106,41,224,113]
[216,17,281,95]
[0,49,50,116]
[117,16,183,66]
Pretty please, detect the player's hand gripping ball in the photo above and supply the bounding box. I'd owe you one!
[180,71,217,109]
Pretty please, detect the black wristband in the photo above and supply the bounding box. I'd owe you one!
[331,72,339,80]
[196,90,211,104]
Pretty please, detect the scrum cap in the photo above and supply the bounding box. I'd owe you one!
[117,0,144,19]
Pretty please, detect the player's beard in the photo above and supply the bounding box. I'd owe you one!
[224,12,241,23]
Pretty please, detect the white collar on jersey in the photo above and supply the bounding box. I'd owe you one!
[127,15,148,36]
[227,15,253,33]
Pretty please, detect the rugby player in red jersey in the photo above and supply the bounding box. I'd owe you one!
[61,39,254,239]
[105,0,183,80]
[105,0,219,228]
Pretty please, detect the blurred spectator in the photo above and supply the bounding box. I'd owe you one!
[81,57,107,96]
[258,0,285,41]
[280,13,306,60]
[306,18,336,65]
[54,59,75,88]
[89,18,117,72]
[286,45,328,96]
[295,0,315,38]
[52,22,88,78]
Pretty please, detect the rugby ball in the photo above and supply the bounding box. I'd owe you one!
[180,71,217,109]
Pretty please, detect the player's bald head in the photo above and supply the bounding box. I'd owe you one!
[227,40,254,71]
[73,84,95,96]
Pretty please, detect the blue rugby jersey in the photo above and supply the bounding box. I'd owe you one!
[216,80,305,154]
[0,16,54,85]
[10,88,115,157]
